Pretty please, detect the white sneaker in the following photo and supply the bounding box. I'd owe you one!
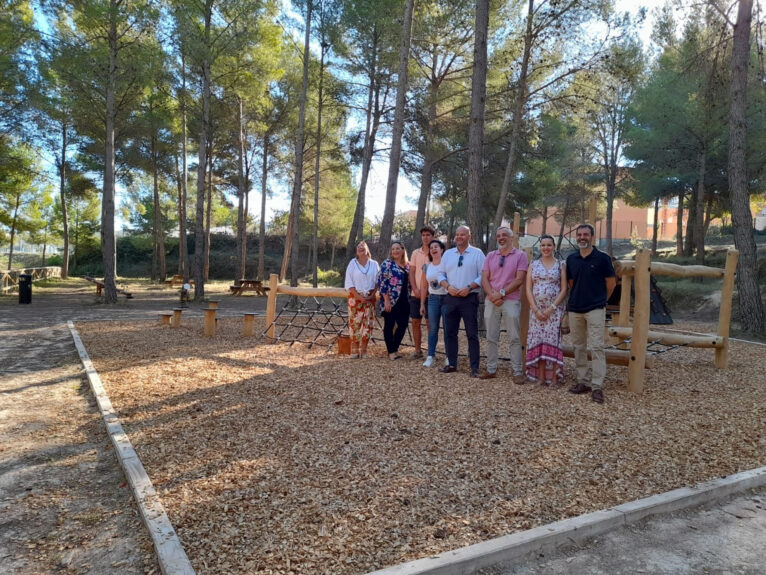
[423,356,434,367]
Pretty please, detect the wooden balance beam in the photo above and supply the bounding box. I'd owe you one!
[608,327,724,349]
[561,344,655,368]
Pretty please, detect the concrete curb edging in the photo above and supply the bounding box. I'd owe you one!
[68,321,195,575]
[366,466,766,575]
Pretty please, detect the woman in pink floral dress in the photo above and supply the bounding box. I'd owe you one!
[525,235,568,386]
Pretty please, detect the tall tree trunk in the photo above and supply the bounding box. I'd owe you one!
[194,1,212,300]
[152,129,166,282]
[287,0,313,286]
[466,0,490,245]
[557,199,570,252]
[541,205,548,235]
[602,128,619,257]
[694,149,706,264]
[258,133,269,279]
[236,96,247,281]
[377,0,415,259]
[312,42,327,288]
[102,0,118,303]
[58,123,69,279]
[346,40,380,256]
[178,52,189,279]
[491,0,533,249]
[676,189,684,256]
[728,0,764,332]
[8,193,20,269]
[684,187,695,257]
[651,195,660,256]
[414,72,438,249]
[204,146,213,281]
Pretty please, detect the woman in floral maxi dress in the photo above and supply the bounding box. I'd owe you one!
[525,235,568,385]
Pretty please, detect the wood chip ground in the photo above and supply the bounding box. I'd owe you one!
[76,318,766,574]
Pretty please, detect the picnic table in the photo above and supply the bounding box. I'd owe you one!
[165,275,194,288]
[229,279,270,296]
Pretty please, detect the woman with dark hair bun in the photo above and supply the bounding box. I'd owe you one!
[525,234,567,385]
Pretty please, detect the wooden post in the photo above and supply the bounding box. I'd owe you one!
[265,273,279,341]
[243,313,256,337]
[628,249,651,392]
[160,313,172,326]
[512,212,521,249]
[715,249,739,368]
[618,274,632,327]
[208,300,219,309]
[172,308,183,328]
[521,247,532,365]
[204,308,216,336]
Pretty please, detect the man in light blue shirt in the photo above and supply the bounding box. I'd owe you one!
[438,225,486,377]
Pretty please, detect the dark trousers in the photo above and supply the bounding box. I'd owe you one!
[444,292,480,371]
[382,295,410,354]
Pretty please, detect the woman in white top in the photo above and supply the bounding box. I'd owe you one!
[344,241,379,358]
[420,239,448,367]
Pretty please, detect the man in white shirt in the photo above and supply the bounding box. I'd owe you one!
[439,226,486,377]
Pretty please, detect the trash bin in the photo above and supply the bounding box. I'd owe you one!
[18,274,32,304]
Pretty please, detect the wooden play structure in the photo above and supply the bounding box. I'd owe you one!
[264,274,349,346]
[611,248,739,392]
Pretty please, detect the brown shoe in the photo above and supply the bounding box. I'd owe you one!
[478,371,497,380]
[569,382,592,394]
[591,389,604,404]
[440,365,457,373]
[513,374,527,385]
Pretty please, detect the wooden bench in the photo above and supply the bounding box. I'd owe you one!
[83,276,133,298]
[229,279,270,296]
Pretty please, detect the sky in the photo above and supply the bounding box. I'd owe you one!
[264,0,672,226]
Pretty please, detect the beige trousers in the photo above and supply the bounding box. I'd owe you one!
[569,308,606,390]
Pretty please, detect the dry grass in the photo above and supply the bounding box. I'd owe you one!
[77,317,766,574]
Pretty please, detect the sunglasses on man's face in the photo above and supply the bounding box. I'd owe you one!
[458,254,464,267]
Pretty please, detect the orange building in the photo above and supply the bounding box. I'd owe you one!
[524,199,687,243]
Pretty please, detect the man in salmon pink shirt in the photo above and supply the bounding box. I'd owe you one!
[479,226,528,383]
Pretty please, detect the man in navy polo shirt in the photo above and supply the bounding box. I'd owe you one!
[566,223,616,404]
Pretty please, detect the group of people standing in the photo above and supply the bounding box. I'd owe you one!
[344,223,615,404]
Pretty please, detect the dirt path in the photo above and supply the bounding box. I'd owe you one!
[0,280,270,574]
[0,319,160,572]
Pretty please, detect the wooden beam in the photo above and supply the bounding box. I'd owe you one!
[618,274,632,327]
[628,249,651,392]
[562,344,654,368]
[512,212,521,249]
[243,313,256,337]
[265,273,279,341]
[615,260,725,279]
[715,249,739,368]
[276,285,349,298]
[609,327,724,348]
[203,308,216,336]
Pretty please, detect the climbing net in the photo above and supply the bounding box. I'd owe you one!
[263,295,526,360]
[263,296,350,350]
[605,335,691,356]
